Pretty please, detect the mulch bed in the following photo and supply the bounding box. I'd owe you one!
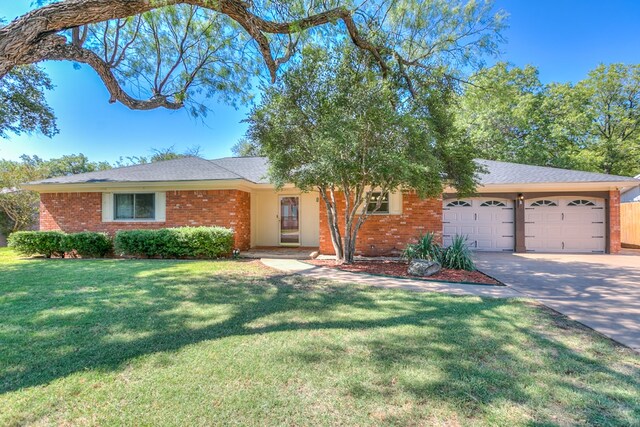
[306,259,502,286]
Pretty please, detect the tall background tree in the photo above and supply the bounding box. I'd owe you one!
[555,64,640,176]
[459,62,640,176]
[0,154,111,236]
[247,44,476,262]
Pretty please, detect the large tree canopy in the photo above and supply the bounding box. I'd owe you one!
[0,0,505,126]
[459,62,640,176]
[246,44,476,262]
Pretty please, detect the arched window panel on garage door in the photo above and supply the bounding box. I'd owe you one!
[530,200,558,207]
[567,199,596,206]
[480,200,506,207]
[446,200,471,207]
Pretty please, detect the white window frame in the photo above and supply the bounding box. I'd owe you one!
[102,191,166,222]
[366,191,390,214]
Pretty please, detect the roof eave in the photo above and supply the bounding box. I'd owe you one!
[445,180,638,194]
[23,178,265,193]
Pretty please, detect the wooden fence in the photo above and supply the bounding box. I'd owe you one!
[621,201,640,248]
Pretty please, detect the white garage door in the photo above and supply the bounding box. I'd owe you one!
[525,197,605,253]
[443,198,515,251]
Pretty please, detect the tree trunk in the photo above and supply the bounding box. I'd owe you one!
[318,185,344,260]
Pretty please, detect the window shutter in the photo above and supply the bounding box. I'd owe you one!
[102,193,113,222]
[155,192,166,222]
[389,191,402,214]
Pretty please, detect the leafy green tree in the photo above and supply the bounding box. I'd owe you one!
[458,63,578,168]
[556,64,640,176]
[460,62,640,176]
[231,138,263,157]
[246,45,476,263]
[0,65,58,138]
[113,145,203,166]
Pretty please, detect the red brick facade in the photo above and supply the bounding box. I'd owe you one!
[319,192,443,256]
[40,190,251,250]
[609,189,621,254]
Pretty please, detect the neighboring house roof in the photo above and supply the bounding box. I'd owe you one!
[621,174,640,202]
[25,156,639,188]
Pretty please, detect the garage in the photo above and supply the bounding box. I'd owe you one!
[525,197,606,253]
[442,198,515,251]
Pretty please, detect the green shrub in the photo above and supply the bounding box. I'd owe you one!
[8,231,66,258]
[63,232,113,258]
[441,235,475,271]
[403,233,475,271]
[114,227,234,259]
[403,232,442,262]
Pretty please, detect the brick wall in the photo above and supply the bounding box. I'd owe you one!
[40,190,251,250]
[609,189,621,254]
[319,192,442,256]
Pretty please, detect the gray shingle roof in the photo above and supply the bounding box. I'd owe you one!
[28,157,242,185]
[26,156,638,187]
[475,159,638,185]
[209,156,270,184]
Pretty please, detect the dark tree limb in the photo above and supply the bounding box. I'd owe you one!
[0,0,388,84]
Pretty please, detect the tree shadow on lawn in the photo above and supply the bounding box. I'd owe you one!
[0,258,638,424]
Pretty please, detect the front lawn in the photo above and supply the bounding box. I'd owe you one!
[0,248,638,425]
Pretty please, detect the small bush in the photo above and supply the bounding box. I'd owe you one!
[441,235,475,271]
[64,232,113,258]
[403,233,475,271]
[114,227,234,259]
[403,232,442,262]
[8,231,66,258]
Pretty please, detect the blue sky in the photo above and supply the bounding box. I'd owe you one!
[1,0,639,163]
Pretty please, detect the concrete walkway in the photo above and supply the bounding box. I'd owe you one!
[260,258,523,298]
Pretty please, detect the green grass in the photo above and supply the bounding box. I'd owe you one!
[0,248,638,426]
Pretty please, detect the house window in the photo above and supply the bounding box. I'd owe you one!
[114,193,156,220]
[446,200,472,207]
[480,200,506,207]
[366,192,389,214]
[530,200,557,207]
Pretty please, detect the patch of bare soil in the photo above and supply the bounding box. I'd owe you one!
[307,259,502,285]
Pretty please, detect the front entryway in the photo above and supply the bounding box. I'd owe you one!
[279,196,300,245]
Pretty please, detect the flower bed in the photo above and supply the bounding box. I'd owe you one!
[307,259,502,285]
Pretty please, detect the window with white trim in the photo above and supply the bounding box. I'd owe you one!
[114,193,156,220]
[366,192,389,214]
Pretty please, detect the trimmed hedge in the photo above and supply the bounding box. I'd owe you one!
[63,232,113,258]
[9,231,114,258]
[8,231,67,258]
[114,227,234,259]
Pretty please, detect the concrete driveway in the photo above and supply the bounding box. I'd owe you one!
[474,252,640,351]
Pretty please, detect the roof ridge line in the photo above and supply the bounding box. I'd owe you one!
[206,158,246,181]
